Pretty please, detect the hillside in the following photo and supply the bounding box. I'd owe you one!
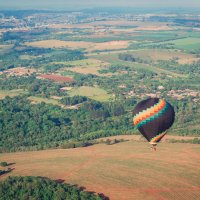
[1,140,200,200]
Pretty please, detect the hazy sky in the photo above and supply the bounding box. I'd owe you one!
[0,0,199,10]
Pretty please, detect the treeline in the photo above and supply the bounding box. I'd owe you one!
[60,138,127,149]
[2,30,52,42]
[168,138,200,144]
[118,54,136,62]
[0,75,66,97]
[0,47,85,71]
[156,59,200,75]
[169,98,200,136]
[0,176,103,200]
[60,140,95,149]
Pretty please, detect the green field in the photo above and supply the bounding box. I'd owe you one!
[172,37,200,50]
[158,37,200,51]
[132,31,180,42]
[1,140,199,200]
[0,89,25,99]
[69,86,113,101]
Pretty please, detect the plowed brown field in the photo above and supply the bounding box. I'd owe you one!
[39,74,74,83]
[0,139,200,200]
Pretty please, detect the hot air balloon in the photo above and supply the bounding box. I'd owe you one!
[132,98,175,150]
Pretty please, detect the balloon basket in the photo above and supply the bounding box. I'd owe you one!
[150,143,157,151]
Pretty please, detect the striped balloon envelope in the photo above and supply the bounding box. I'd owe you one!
[132,98,175,149]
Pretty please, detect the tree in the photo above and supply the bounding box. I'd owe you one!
[0,162,8,167]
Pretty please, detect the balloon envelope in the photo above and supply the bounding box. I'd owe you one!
[132,98,175,145]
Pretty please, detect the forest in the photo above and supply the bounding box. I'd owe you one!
[0,176,103,200]
[0,95,135,152]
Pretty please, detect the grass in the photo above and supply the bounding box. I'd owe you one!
[0,140,200,200]
[28,96,64,107]
[157,37,200,51]
[132,31,179,41]
[69,86,113,101]
[172,37,200,50]
[0,89,25,99]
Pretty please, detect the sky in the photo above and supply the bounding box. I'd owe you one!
[0,0,199,10]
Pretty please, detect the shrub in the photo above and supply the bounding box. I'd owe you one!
[0,162,8,167]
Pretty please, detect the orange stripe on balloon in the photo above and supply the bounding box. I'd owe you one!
[134,99,164,124]
[150,132,167,143]
[134,99,166,126]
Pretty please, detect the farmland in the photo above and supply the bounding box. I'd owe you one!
[0,140,200,200]
[28,96,64,107]
[69,86,113,101]
[56,58,111,76]
[4,67,37,76]
[38,74,75,83]
[156,37,200,51]
[25,40,130,52]
[0,44,13,54]
[0,8,200,200]
[0,89,25,99]
[170,38,200,50]
[129,49,200,64]
[91,53,186,77]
